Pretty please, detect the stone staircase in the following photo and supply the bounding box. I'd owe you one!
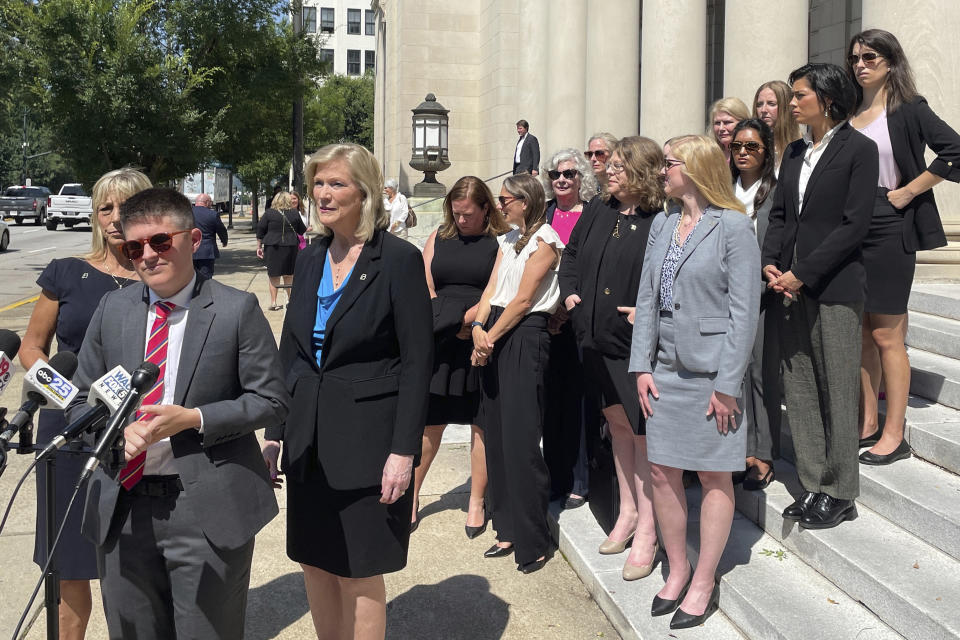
[555,285,960,639]
[405,196,445,250]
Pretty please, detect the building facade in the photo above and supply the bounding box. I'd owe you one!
[302,0,377,76]
[372,0,960,277]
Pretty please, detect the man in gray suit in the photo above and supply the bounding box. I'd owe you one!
[68,188,289,639]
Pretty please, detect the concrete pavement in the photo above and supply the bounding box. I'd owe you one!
[0,222,620,639]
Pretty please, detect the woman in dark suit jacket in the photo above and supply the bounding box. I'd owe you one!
[730,119,782,491]
[762,63,879,531]
[846,29,960,466]
[256,191,306,310]
[558,136,664,581]
[262,144,432,640]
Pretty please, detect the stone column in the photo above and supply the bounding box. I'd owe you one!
[584,0,640,140]
[544,0,588,158]
[863,0,960,276]
[723,0,808,106]
[640,0,707,144]
[517,0,551,169]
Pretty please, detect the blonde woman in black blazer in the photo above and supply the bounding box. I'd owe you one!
[762,63,879,531]
[262,144,432,640]
[846,29,960,466]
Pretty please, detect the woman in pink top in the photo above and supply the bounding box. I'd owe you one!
[540,148,598,510]
[847,29,960,466]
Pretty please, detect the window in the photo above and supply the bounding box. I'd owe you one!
[320,7,334,33]
[320,48,334,71]
[365,10,375,35]
[365,50,375,73]
[347,9,360,34]
[347,49,360,75]
[302,7,316,33]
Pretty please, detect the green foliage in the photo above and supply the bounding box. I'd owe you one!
[305,72,374,151]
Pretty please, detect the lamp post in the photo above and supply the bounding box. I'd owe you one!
[409,93,450,197]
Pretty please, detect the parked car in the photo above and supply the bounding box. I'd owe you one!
[0,218,8,251]
[46,183,93,230]
[0,186,51,225]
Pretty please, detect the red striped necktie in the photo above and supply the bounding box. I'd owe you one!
[119,301,176,490]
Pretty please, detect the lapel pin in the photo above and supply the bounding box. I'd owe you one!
[82,272,89,279]
[360,273,367,280]
[630,224,637,231]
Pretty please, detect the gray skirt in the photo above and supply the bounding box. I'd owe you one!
[646,312,745,472]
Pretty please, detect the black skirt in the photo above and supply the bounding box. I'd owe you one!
[286,455,413,578]
[33,410,100,580]
[863,189,916,315]
[264,244,299,278]
[583,347,645,435]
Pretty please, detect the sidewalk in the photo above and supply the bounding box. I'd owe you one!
[0,228,620,639]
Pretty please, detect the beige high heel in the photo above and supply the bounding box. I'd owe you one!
[598,533,634,555]
[622,541,660,581]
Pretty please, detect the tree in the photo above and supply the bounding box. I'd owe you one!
[305,72,374,151]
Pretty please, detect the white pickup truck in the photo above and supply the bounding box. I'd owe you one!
[46,183,93,230]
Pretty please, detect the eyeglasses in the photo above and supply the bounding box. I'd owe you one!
[584,150,609,160]
[663,158,685,170]
[121,229,191,260]
[605,162,625,174]
[498,195,523,207]
[547,169,580,181]
[729,141,765,154]
[847,51,883,66]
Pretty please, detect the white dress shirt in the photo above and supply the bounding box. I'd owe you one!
[489,225,563,313]
[735,177,760,235]
[143,274,201,476]
[797,122,844,212]
[514,134,527,163]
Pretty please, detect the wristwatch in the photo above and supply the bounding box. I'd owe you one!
[471,321,484,329]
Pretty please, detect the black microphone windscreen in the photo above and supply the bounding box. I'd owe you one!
[48,351,79,379]
[131,362,161,391]
[0,329,21,356]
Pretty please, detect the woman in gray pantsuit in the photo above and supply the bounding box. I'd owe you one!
[630,135,760,629]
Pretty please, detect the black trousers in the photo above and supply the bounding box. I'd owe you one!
[543,320,590,498]
[193,258,215,280]
[480,308,552,565]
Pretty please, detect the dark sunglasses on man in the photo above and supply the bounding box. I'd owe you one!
[584,150,608,160]
[121,229,192,260]
[547,169,580,181]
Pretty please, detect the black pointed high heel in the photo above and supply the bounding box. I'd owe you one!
[670,581,720,629]
[651,565,692,616]
[465,501,489,539]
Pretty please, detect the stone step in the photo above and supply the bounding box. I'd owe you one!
[914,263,960,282]
[909,347,960,410]
[858,456,960,562]
[690,496,903,640]
[909,285,960,321]
[886,397,960,476]
[778,412,960,561]
[734,462,960,640]
[553,502,747,640]
[906,311,960,360]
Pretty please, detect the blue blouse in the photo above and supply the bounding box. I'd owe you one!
[659,213,704,311]
[312,255,355,367]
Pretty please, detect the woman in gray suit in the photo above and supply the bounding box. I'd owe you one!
[630,135,760,629]
[730,119,781,491]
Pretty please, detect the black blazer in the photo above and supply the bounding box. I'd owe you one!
[558,196,656,356]
[265,230,433,490]
[888,96,960,251]
[762,123,879,303]
[513,133,540,174]
[256,208,306,247]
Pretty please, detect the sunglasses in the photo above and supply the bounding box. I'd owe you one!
[847,51,883,66]
[547,169,580,181]
[498,195,523,207]
[121,229,191,260]
[584,150,609,160]
[730,141,765,154]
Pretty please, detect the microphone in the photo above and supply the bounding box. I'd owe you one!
[80,362,159,482]
[0,329,21,397]
[38,365,132,457]
[0,351,79,448]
